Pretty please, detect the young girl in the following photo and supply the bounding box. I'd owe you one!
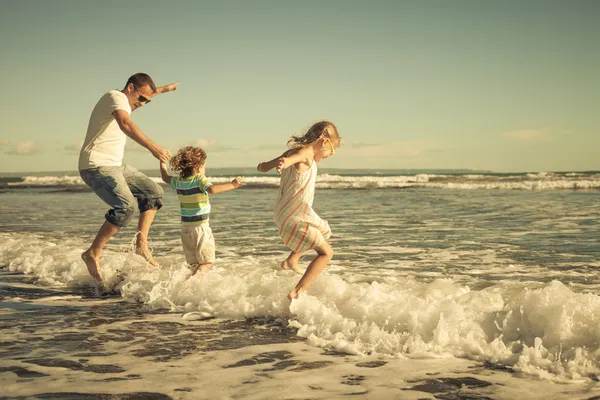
[160,146,243,276]
[257,121,341,300]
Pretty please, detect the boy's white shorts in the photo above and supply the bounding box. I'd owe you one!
[181,223,216,266]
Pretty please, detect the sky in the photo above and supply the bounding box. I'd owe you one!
[0,0,598,173]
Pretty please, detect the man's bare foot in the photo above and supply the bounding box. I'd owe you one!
[288,287,304,301]
[281,259,304,274]
[135,244,158,267]
[82,250,103,282]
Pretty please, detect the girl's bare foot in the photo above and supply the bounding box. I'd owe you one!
[82,250,103,282]
[280,259,303,274]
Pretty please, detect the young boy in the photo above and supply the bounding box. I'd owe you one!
[160,146,243,275]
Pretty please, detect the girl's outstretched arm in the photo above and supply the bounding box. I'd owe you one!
[257,151,288,173]
[257,148,311,173]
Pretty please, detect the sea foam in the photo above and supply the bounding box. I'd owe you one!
[2,232,599,381]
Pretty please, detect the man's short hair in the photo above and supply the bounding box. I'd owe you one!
[125,73,157,93]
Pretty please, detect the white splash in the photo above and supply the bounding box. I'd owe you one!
[1,232,600,381]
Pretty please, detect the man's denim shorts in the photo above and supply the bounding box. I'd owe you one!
[80,164,163,227]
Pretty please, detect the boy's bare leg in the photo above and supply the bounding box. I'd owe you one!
[281,251,303,273]
[135,208,158,266]
[288,241,333,300]
[82,220,121,283]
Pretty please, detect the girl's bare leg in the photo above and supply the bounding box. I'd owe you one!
[281,251,303,273]
[288,241,333,300]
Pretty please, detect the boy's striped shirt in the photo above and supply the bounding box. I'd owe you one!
[170,174,212,225]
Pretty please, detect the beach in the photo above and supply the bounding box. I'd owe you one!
[1,171,600,399]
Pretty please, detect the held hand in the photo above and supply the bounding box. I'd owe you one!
[276,157,287,174]
[152,146,171,163]
[231,176,244,188]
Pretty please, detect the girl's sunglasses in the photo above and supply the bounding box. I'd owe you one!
[326,138,336,156]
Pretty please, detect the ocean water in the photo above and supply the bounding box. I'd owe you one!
[1,170,600,399]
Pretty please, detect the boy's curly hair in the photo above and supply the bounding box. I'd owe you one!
[169,146,207,178]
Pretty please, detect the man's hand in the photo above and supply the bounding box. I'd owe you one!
[231,177,244,188]
[159,82,180,94]
[151,145,171,163]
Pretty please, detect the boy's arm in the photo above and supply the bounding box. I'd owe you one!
[207,177,243,194]
[159,161,171,184]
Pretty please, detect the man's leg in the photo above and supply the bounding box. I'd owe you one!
[80,167,139,283]
[82,221,120,282]
[136,208,158,266]
[123,164,164,266]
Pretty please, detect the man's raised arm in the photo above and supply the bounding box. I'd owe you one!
[155,82,180,95]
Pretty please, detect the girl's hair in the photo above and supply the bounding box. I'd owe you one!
[287,120,340,149]
[169,146,207,178]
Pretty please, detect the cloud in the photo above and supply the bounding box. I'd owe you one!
[342,140,435,158]
[186,138,238,153]
[342,141,382,149]
[0,140,8,146]
[253,140,384,152]
[252,143,287,151]
[64,140,84,153]
[501,129,548,141]
[250,139,436,159]
[5,140,42,156]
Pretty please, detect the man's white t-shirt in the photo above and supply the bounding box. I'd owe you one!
[78,90,131,170]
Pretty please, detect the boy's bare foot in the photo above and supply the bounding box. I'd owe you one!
[281,259,303,274]
[82,250,103,282]
[199,263,213,274]
[135,244,158,267]
[186,263,212,279]
[189,264,201,276]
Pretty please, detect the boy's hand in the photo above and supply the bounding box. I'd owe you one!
[231,177,244,188]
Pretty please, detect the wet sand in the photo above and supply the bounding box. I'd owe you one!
[1,268,600,400]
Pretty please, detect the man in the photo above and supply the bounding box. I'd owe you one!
[78,73,179,285]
